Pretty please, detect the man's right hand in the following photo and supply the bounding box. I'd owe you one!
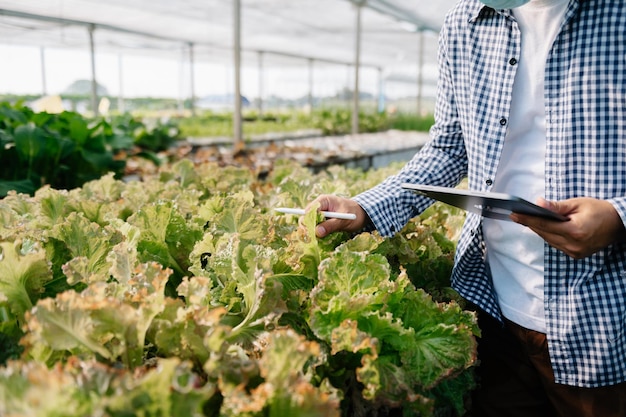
[306,195,369,237]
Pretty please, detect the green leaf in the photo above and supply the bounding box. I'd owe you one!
[48,212,116,285]
[128,200,202,281]
[23,290,114,362]
[65,113,89,147]
[13,123,47,184]
[0,240,52,322]
[200,190,267,242]
[309,248,395,341]
[0,179,36,197]
[24,262,170,369]
[281,204,323,280]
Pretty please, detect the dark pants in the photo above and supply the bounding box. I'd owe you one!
[469,310,626,417]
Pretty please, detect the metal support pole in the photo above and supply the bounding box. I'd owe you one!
[233,0,243,146]
[352,2,363,135]
[377,67,385,113]
[346,64,351,107]
[189,42,196,115]
[417,30,424,116]
[258,51,264,116]
[308,58,314,112]
[177,47,185,112]
[88,24,98,116]
[40,47,47,96]
[117,54,125,113]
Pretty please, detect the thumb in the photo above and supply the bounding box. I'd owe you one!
[316,219,340,238]
[536,197,570,215]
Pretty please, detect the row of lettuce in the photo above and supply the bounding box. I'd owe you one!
[0,157,476,417]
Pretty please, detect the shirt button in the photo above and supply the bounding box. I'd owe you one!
[486,179,493,186]
[500,118,507,126]
[509,57,517,65]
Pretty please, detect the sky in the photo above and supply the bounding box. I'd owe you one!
[0,43,434,103]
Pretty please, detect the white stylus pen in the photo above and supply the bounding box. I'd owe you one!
[274,207,357,220]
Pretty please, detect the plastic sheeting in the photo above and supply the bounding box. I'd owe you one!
[0,0,456,74]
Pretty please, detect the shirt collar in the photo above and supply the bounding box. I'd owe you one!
[468,0,582,24]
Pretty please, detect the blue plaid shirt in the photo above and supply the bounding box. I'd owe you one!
[354,0,626,388]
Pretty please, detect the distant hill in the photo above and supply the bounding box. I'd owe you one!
[196,94,250,110]
[63,79,109,96]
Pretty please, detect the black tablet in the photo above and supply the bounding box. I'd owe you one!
[401,183,569,222]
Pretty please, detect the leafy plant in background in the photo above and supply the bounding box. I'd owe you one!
[0,102,128,196]
[389,113,436,132]
[175,109,315,139]
[0,159,474,416]
[0,102,182,197]
[108,113,180,152]
[175,108,395,139]
[311,108,390,136]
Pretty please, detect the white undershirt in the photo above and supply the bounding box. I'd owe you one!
[482,0,568,333]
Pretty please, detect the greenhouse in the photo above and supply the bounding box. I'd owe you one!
[0,0,455,133]
[0,1,484,417]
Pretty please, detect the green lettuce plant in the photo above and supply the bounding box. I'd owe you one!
[0,158,474,416]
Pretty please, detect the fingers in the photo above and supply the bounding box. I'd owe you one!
[316,218,342,237]
[304,195,368,237]
[511,197,625,259]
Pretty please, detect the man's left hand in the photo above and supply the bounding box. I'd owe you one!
[510,197,626,259]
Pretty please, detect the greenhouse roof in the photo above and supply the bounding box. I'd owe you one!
[0,0,457,70]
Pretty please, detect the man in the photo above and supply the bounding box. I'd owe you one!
[308,0,626,415]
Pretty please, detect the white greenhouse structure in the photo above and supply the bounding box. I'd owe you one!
[0,0,458,142]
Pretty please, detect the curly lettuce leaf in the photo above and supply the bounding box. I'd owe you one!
[105,358,211,417]
[48,212,118,285]
[308,248,397,341]
[188,232,287,345]
[199,190,268,243]
[127,200,202,282]
[32,186,71,228]
[151,299,228,366]
[307,234,477,414]
[23,262,170,368]
[280,203,324,280]
[195,164,255,195]
[218,329,341,417]
[0,357,212,417]
[0,240,52,322]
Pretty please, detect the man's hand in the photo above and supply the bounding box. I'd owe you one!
[305,195,369,238]
[510,197,626,259]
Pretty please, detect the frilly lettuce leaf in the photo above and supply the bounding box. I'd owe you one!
[151,299,228,366]
[127,200,203,285]
[0,357,212,417]
[0,358,93,417]
[309,247,397,341]
[218,329,341,417]
[174,158,200,188]
[280,203,323,280]
[105,358,212,417]
[48,212,119,286]
[307,233,477,413]
[0,240,52,323]
[199,190,268,243]
[32,186,71,228]
[23,262,170,368]
[0,191,40,242]
[188,231,287,347]
[194,164,255,194]
[106,223,141,285]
